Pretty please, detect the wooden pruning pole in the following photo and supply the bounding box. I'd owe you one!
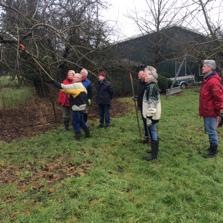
[20,45,55,81]
[2,31,100,81]
[129,72,142,140]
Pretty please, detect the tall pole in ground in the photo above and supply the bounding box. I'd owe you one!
[129,72,142,140]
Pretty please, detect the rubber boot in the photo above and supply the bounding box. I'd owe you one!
[144,140,159,161]
[147,137,158,153]
[64,119,69,131]
[207,144,218,158]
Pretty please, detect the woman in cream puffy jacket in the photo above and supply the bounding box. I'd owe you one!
[142,66,161,161]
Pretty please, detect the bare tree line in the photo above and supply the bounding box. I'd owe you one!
[129,0,223,66]
[0,0,112,95]
[0,0,223,96]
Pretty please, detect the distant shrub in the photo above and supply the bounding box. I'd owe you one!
[93,64,172,96]
[158,74,172,93]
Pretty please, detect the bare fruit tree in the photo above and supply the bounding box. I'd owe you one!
[129,0,223,69]
[131,0,186,33]
[0,0,111,96]
[170,0,223,69]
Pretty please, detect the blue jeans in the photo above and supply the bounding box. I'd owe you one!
[99,104,110,126]
[204,117,218,145]
[148,122,158,141]
[72,111,88,133]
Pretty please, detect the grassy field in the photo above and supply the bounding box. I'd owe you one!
[1,89,223,223]
[0,75,19,88]
[0,76,33,109]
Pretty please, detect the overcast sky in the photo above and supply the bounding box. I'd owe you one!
[101,0,145,41]
[101,0,223,42]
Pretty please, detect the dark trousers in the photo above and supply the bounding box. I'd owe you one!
[141,113,149,138]
[139,107,149,138]
[83,112,88,124]
[98,104,110,126]
[72,111,88,133]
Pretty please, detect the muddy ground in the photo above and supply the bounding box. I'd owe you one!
[0,157,92,193]
[0,97,130,142]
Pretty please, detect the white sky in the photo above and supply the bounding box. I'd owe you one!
[101,0,223,42]
[101,0,146,41]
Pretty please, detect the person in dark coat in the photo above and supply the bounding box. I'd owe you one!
[96,71,113,128]
[137,70,150,143]
[199,60,223,157]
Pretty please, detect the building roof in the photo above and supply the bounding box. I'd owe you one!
[113,25,206,45]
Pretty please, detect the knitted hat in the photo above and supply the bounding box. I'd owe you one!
[203,60,216,70]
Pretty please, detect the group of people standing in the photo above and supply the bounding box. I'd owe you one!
[56,69,113,140]
[54,59,223,160]
[137,59,223,160]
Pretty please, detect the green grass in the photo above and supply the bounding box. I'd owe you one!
[0,76,33,109]
[0,87,33,109]
[0,75,19,88]
[1,89,223,222]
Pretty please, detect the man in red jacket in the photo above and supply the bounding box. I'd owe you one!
[57,70,75,130]
[199,60,223,157]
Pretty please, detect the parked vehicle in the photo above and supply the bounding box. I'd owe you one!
[169,75,195,89]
